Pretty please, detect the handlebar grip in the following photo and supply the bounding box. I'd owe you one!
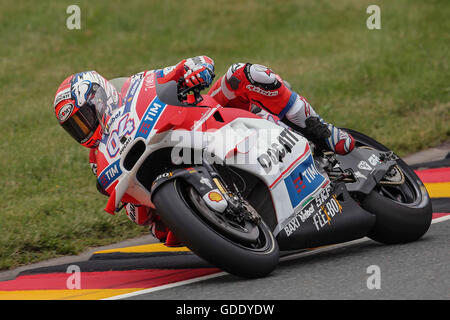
[177,77,206,105]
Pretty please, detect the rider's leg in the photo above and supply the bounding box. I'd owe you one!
[282,96,355,155]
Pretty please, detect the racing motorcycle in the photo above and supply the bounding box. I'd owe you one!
[93,73,432,278]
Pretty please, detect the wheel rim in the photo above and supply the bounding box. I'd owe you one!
[187,187,260,244]
[176,180,273,251]
[376,176,419,205]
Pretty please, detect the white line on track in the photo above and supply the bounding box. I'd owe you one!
[102,272,228,300]
[104,215,450,300]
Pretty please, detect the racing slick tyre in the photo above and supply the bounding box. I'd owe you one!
[344,129,432,244]
[152,179,279,278]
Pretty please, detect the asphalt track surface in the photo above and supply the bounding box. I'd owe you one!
[122,218,449,300]
[0,149,449,300]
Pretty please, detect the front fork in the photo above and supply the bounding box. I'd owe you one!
[202,159,261,224]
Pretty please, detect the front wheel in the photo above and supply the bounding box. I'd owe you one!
[345,129,433,244]
[152,179,279,278]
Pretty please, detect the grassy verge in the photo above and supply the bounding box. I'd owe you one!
[0,0,448,270]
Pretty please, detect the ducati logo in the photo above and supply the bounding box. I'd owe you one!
[358,161,372,171]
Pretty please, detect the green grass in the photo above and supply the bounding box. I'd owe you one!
[0,0,448,270]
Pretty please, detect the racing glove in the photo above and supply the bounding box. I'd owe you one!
[183,57,215,88]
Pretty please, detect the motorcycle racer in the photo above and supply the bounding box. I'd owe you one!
[53,55,354,246]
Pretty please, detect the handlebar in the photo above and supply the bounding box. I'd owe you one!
[177,78,207,105]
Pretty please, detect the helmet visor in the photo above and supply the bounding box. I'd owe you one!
[61,102,99,144]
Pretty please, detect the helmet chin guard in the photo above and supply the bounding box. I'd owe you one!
[80,124,102,148]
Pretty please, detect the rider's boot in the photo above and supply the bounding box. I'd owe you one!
[303,117,355,155]
[252,104,355,155]
[282,97,355,155]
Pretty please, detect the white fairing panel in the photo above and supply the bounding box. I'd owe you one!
[101,106,329,229]
[186,118,329,227]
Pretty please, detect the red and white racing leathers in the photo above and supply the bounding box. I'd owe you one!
[208,62,355,155]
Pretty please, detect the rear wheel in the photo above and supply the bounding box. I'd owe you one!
[152,179,279,278]
[345,129,432,244]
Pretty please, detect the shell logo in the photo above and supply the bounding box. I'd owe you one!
[208,191,224,202]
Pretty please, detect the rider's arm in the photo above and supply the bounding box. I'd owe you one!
[154,56,215,85]
[208,62,354,155]
[208,62,295,115]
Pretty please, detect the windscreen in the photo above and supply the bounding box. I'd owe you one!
[93,86,121,134]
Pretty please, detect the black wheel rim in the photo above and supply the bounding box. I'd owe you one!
[376,177,418,205]
[187,187,260,244]
[175,180,273,252]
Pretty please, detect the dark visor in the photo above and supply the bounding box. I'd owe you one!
[61,102,99,144]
